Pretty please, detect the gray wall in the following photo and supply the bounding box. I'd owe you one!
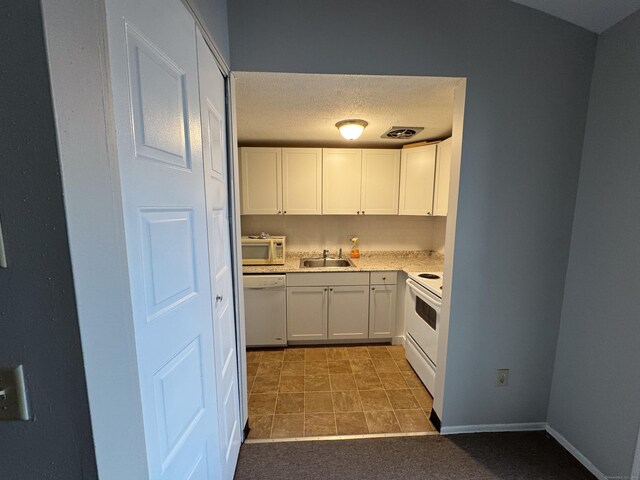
[228,0,597,426]
[190,0,230,65]
[0,1,97,479]
[547,10,640,477]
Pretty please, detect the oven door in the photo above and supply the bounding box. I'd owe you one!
[405,279,440,366]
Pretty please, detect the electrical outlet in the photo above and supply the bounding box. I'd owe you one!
[496,368,509,387]
[0,366,30,420]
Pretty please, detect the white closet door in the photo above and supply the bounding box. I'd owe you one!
[361,149,400,215]
[282,148,322,215]
[322,149,362,215]
[105,0,222,477]
[196,31,241,480]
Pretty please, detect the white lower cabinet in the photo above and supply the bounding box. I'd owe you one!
[369,284,397,339]
[287,286,328,341]
[328,286,370,339]
[287,273,370,341]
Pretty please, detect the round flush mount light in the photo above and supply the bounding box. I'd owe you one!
[335,119,368,140]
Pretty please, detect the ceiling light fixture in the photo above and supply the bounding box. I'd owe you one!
[335,119,368,140]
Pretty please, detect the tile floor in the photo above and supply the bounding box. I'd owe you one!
[246,345,436,440]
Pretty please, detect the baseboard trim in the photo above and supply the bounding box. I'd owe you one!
[440,422,547,435]
[392,335,405,346]
[545,425,607,480]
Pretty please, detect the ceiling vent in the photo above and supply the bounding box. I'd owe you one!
[381,126,424,139]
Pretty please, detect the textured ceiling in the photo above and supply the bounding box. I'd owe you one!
[235,72,460,148]
[510,0,640,33]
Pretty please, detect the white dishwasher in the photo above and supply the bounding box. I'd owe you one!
[243,274,287,347]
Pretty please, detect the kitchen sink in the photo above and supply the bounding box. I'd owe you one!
[300,257,355,268]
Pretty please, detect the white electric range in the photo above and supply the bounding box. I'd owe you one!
[404,271,443,395]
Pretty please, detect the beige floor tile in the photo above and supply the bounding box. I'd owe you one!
[304,375,331,392]
[373,358,400,373]
[411,388,434,411]
[251,374,280,394]
[283,348,305,362]
[350,358,375,373]
[281,361,305,376]
[401,371,424,389]
[378,372,408,390]
[305,361,329,375]
[248,415,273,439]
[354,372,383,390]
[304,392,334,413]
[365,410,401,433]
[326,347,349,361]
[335,412,369,435]
[246,362,260,377]
[330,374,357,391]
[279,375,304,393]
[305,348,327,361]
[304,413,336,436]
[328,360,352,374]
[387,345,405,359]
[275,393,305,414]
[387,389,420,410]
[257,361,282,376]
[347,346,370,359]
[359,390,392,411]
[246,350,263,363]
[332,391,362,412]
[271,414,304,438]
[394,358,413,372]
[261,349,285,362]
[395,409,432,433]
[249,393,277,415]
[368,346,392,359]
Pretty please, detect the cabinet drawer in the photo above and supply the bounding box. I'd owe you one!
[370,271,397,285]
[287,272,369,287]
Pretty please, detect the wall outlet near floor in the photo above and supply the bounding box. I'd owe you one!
[496,368,509,387]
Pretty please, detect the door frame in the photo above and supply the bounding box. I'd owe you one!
[41,0,246,477]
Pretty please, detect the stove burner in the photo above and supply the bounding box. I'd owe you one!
[418,273,441,279]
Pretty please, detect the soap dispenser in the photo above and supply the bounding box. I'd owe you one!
[350,237,360,259]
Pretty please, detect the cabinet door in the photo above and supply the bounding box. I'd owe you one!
[399,145,436,215]
[240,147,282,214]
[433,137,451,216]
[287,286,327,341]
[328,285,370,339]
[369,284,397,339]
[282,148,322,215]
[322,149,362,214]
[361,149,400,215]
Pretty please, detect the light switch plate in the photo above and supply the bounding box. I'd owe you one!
[0,366,30,420]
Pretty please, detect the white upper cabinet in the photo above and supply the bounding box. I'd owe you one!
[240,147,282,214]
[433,137,452,216]
[399,144,437,215]
[322,149,362,215]
[360,149,401,215]
[282,148,322,215]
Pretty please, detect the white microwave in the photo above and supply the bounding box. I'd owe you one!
[241,236,286,265]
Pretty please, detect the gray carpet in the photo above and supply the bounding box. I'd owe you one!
[234,432,596,479]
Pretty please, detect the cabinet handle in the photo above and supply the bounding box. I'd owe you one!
[277,211,282,214]
[427,212,431,215]
[324,288,328,291]
[371,287,375,291]
[382,277,386,280]
[356,211,360,214]
[283,211,287,214]
[362,211,365,215]
[329,288,333,291]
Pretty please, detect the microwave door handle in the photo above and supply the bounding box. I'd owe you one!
[269,241,275,263]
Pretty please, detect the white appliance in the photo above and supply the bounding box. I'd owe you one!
[404,271,442,395]
[241,235,286,265]
[243,275,287,346]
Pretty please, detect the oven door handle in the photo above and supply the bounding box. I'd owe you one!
[406,279,442,308]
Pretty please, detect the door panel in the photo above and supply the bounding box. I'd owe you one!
[361,150,400,215]
[322,149,362,214]
[240,148,282,214]
[328,286,370,339]
[196,31,241,479]
[399,145,436,215]
[105,0,223,477]
[282,148,322,214]
[369,285,397,338]
[287,287,327,341]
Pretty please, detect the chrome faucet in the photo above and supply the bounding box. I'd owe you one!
[323,249,329,259]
